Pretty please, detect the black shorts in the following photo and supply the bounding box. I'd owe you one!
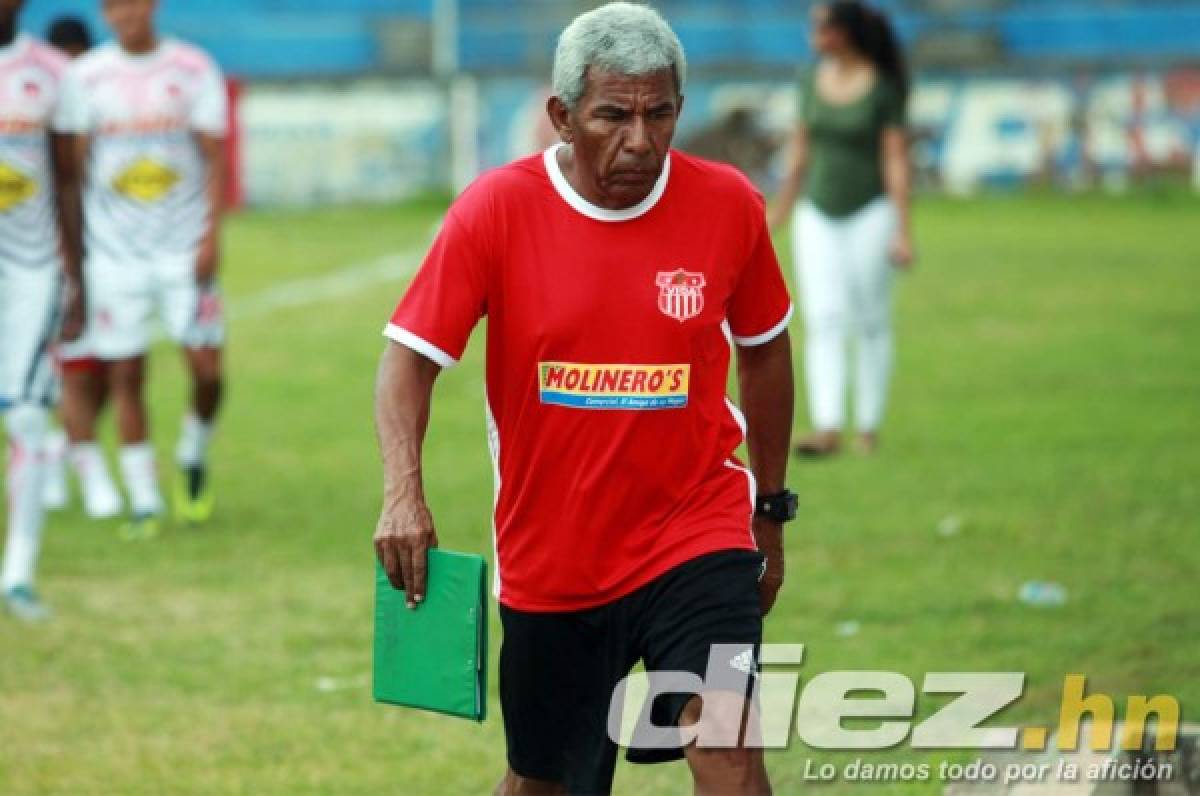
[499,548,764,794]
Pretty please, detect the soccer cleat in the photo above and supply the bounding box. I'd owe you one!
[118,513,161,542]
[174,465,214,524]
[4,585,52,623]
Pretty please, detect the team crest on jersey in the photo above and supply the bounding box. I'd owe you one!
[0,163,37,212]
[655,269,706,323]
[112,158,181,202]
[6,67,53,112]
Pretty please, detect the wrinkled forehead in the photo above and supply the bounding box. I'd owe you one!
[579,66,681,108]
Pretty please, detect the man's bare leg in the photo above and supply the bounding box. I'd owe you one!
[58,361,122,517]
[174,346,222,522]
[682,693,772,796]
[108,355,162,524]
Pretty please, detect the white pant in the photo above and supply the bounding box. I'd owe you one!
[85,253,225,360]
[794,198,897,433]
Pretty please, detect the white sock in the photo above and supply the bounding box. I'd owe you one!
[70,441,105,479]
[3,406,49,591]
[42,428,68,507]
[118,443,162,517]
[175,414,214,469]
[70,442,123,518]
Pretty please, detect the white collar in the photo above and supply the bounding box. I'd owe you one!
[542,143,671,222]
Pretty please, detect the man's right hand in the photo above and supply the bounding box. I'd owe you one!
[374,498,439,609]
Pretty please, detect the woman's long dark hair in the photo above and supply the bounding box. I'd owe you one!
[824,1,909,102]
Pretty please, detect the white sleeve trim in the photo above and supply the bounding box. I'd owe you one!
[731,304,794,347]
[383,323,458,368]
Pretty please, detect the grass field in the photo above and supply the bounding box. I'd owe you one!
[1,190,1198,795]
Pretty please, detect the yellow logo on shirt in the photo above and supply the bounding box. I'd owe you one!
[112,158,180,202]
[0,163,37,212]
[538,362,690,410]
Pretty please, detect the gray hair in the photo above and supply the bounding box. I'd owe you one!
[552,2,687,109]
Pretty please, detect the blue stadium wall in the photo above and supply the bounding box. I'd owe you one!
[23,1,1200,203]
[20,0,1200,78]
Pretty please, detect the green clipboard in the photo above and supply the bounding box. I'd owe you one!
[372,550,488,721]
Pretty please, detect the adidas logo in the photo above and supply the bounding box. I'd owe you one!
[729,648,757,677]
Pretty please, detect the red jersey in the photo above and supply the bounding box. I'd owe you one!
[386,145,793,612]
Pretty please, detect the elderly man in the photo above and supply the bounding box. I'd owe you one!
[375,3,796,793]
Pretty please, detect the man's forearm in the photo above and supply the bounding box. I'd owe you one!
[882,130,912,235]
[736,331,794,493]
[375,343,441,504]
[768,130,808,229]
[205,150,225,240]
[196,133,226,252]
[52,133,84,285]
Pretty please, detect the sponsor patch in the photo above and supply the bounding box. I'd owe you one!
[112,158,180,202]
[0,162,36,211]
[538,362,689,410]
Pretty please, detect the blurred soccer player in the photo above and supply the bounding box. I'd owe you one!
[38,13,123,519]
[770,0,914,457]
[0,0,76,620]
[57,0,228,538]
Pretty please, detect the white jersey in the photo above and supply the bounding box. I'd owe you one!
[0,34,67,271]
[55,38,227,264]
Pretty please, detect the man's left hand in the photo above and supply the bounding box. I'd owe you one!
[753,516,785,616]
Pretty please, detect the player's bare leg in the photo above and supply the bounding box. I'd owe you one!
[58,359,122,518]
[682,693,772,795]
[174,345,222,524]
[108,355,162,539]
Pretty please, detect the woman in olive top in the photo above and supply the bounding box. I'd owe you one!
[770,0,913,457]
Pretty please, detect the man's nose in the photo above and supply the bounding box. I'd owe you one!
[622,116,652,157]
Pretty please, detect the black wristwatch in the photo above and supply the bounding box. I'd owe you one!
[755,489,798,523]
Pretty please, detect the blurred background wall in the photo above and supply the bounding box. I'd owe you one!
[22,0,1200,205]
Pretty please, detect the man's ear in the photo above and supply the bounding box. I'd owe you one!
[546,96,573,143]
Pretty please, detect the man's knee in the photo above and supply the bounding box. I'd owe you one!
[683,693,769,787]
[5,404,49,445]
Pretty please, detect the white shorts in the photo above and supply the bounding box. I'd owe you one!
[57,332,97,364]
[0,263,60,410]
[85,253,226,360]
